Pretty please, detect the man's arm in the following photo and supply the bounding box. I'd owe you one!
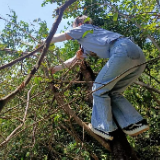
[50,55,77,73]
[49,49,84,74]
[51,33,72,43]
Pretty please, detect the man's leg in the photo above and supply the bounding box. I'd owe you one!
[110,66,149,135]
[91,51,142,133]
[90,38,147,138]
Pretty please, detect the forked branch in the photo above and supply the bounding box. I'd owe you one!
[0,0,78,112]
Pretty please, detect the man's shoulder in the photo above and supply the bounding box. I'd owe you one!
[81,24,94,29]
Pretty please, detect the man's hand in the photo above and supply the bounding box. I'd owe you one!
[49,48,84,74]
[76,49,84,60]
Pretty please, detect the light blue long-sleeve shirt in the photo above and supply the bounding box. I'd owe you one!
[66,24,123,58]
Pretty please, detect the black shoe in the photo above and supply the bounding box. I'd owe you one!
[122,119,149,136]
[88,123,114,140]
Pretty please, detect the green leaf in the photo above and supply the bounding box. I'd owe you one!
[26,152,30,157]
[82,29,93,38]
[113,12,118,21]
[34,77,42,85]
[84,17,91,23]
[43,155,48,160]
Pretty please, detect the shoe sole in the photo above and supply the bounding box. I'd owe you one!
[123,125,149,136]
[88,124,114,140]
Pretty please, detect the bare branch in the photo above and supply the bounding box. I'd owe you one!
[144,71,160,84]
[0,48,30,55]
[59,122,99,160]
[149,90,160,108]
[0,85,33,147]
[0,0,78,112]
[0,45,43,70]
[53,88,111,151]
[135,81,160,94]
[31,113,37,148]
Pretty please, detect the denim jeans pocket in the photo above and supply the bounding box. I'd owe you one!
[124,40,140,60]
[111,38,141,59]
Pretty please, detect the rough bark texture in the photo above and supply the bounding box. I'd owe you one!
[80,61,139,160]
[79,61,95,107]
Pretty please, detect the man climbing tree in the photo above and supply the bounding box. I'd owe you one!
[0,0,160,159]
[48,15,149,140]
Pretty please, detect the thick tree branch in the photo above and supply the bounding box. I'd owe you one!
[0,46,43,70]
[0,0,78,112]
[135,81,160,95]
[59,122,99,160]
[0,48,31,55]
[52,87,111,151]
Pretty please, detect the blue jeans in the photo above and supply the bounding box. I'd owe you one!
[91,38,146,132]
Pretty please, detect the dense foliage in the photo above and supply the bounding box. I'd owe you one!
[0,0,160,159]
